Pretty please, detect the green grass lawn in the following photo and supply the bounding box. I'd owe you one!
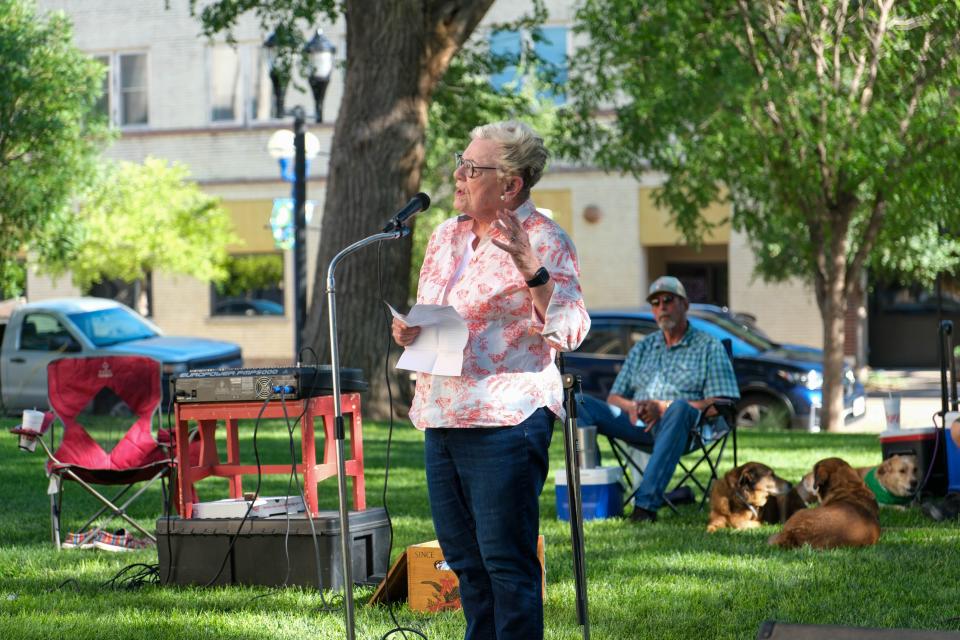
[1,415,959,640]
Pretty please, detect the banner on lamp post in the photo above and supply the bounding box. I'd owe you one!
[270,198,315,250]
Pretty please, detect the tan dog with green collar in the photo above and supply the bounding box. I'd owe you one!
[856,454,920,507]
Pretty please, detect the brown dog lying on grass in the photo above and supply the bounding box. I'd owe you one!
[707,462,792,532]
[856,454,920,507]
[769,457,880,549]
[758,470,817,524]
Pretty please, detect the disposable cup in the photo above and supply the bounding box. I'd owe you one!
[883,395,901,431]
[18,434,37,452]
[22,409,44,432]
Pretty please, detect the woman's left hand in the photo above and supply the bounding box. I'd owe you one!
[491,208,540,280]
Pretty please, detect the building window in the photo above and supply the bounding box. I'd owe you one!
[91,52,149,127]
[119,54,148,125]
[208,44,275,124]
[93,55,110,119]
[210,45,242,122]
[489,26,568,103]
[211,253,285,317]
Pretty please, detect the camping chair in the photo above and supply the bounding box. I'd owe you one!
[607,338,738,512]
[12,355,171,549]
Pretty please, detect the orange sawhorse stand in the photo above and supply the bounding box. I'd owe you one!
[172,393,365,519]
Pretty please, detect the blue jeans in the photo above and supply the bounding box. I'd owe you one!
[575,394,700,512]
[424,408,552,640]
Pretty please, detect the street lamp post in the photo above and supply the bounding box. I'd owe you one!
[263,32,289,119]
[265,29,335,361]
[292,107,307,360]
[305,30,336,123]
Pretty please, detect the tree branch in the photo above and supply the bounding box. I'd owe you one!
[832,0,850,91]
[734,0,783,131]
[847,194,886,294]
[859,0,895,115]
[897,29,960,137]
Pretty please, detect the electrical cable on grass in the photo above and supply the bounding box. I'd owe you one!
[102,563,159,590]
[48,578,80,592]
[375,241,429,640]
[96,392,178,594]
[278,392,337,614]
[202,396,273,587]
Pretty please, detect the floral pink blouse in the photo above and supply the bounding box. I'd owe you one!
[408,200,590,429]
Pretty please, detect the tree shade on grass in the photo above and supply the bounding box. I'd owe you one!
[1,416,959,639]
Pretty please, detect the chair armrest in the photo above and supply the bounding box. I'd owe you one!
[698,398,737,432]
[9,411,56,437]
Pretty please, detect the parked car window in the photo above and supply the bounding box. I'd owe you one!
[213,298,284,317]
[68,307,158,347]
[578,325,625,355]
[20,314,72,351]
[688,316,764,357]
[625,321,658,344]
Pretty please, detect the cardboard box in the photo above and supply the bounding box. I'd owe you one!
[407,536,545,613]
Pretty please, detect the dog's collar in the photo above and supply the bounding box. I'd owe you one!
[864,467,912,505]
[733,488,759,518]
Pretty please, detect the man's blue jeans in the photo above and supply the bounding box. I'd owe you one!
[575,394,700,512]
[424,408,552,640]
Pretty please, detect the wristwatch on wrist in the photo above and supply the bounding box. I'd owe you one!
[525,266,551,288]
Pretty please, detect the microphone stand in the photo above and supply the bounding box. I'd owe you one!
[325,223,411,640]
[557,352,590,640]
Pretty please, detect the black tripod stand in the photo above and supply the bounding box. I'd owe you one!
[557,352,590,639]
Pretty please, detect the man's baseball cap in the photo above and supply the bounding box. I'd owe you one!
[646,276,687,302]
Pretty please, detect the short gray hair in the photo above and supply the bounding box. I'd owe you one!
[470,120,548,200]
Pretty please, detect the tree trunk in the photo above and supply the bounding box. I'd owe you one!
[820,280,847,432]
[302,0,494,419]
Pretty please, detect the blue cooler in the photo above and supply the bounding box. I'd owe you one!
[944,413,960,493]
[555,466,623,521]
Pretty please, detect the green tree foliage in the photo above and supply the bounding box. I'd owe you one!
[412,5,559,296]
[563,0,960,430]
[0,0,110,295]
[41,158,239,290]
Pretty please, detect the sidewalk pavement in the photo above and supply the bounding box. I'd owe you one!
[844,369,947,434]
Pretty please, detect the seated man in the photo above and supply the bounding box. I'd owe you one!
[577,276,739,523]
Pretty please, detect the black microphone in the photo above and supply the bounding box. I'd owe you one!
[382,192,430,232]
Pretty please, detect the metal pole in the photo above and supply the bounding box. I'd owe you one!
[557,353,590,640]
[293,107,307,363]
[326,226,411,640]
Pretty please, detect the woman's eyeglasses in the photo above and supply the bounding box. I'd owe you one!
[454,152,499,179]
[650,295,675,307]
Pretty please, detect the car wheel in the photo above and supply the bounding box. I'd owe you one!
[735,395,789,430]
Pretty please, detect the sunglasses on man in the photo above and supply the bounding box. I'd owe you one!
[650,294,676,307]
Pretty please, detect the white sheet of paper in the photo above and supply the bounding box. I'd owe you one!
[387,303,469,376]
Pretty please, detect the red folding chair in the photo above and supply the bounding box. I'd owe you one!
[13,356,171,549]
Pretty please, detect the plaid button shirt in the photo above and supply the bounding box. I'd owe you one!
[610,323,739,402]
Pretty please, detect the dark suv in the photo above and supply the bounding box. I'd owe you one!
[564,305,866,431]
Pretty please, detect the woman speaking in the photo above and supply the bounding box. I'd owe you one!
[392,121,589,640]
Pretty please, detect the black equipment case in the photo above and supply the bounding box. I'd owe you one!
[157,508,390,589]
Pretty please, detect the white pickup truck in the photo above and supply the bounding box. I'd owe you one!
[0,297,243,413]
